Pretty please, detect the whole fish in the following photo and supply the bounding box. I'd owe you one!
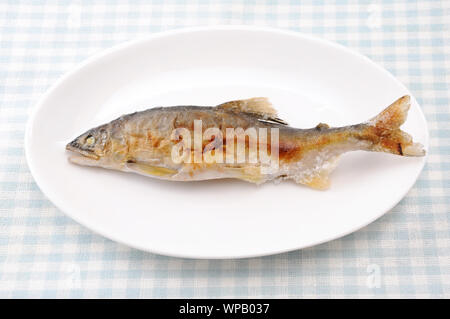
[66,96,425,189]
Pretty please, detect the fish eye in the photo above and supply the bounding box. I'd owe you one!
[86,135,95,145]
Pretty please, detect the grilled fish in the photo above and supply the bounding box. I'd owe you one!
[66,96,425,189]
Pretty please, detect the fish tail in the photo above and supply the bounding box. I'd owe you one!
[365,95,425,156]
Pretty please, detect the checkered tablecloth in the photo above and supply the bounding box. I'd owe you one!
[0,0,448,298]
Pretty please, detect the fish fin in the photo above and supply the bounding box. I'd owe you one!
[315,123,330,130]
[294,156,340,190]
[217,97,288,125]
[223,166,264,184]
[303,172,330,190]
[237,174,264,184]
[367,95,425,156]
[126,162,177,177]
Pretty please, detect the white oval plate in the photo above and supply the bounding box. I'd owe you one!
[25,27,428,259]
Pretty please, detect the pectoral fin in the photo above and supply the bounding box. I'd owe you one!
[126,162,177,177]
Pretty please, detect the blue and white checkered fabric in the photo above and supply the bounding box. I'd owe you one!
[0,0,448,298]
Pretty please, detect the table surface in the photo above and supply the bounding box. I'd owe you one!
[0,0,449,298]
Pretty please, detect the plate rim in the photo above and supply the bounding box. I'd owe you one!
[25,25,429,259]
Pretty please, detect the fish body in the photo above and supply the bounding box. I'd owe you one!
[66,96,425,189]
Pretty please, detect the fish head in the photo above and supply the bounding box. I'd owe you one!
[66,125,112,166]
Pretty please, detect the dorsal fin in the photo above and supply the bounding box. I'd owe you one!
[216,97,288,125]
[315,123,330,131]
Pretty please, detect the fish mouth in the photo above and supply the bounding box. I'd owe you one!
[66,143,100,161]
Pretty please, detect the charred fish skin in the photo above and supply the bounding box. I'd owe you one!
[66,96,425,189]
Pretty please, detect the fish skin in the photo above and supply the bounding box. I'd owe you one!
[66,96,425,189]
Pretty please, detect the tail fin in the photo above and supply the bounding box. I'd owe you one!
[367,95,425,156]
